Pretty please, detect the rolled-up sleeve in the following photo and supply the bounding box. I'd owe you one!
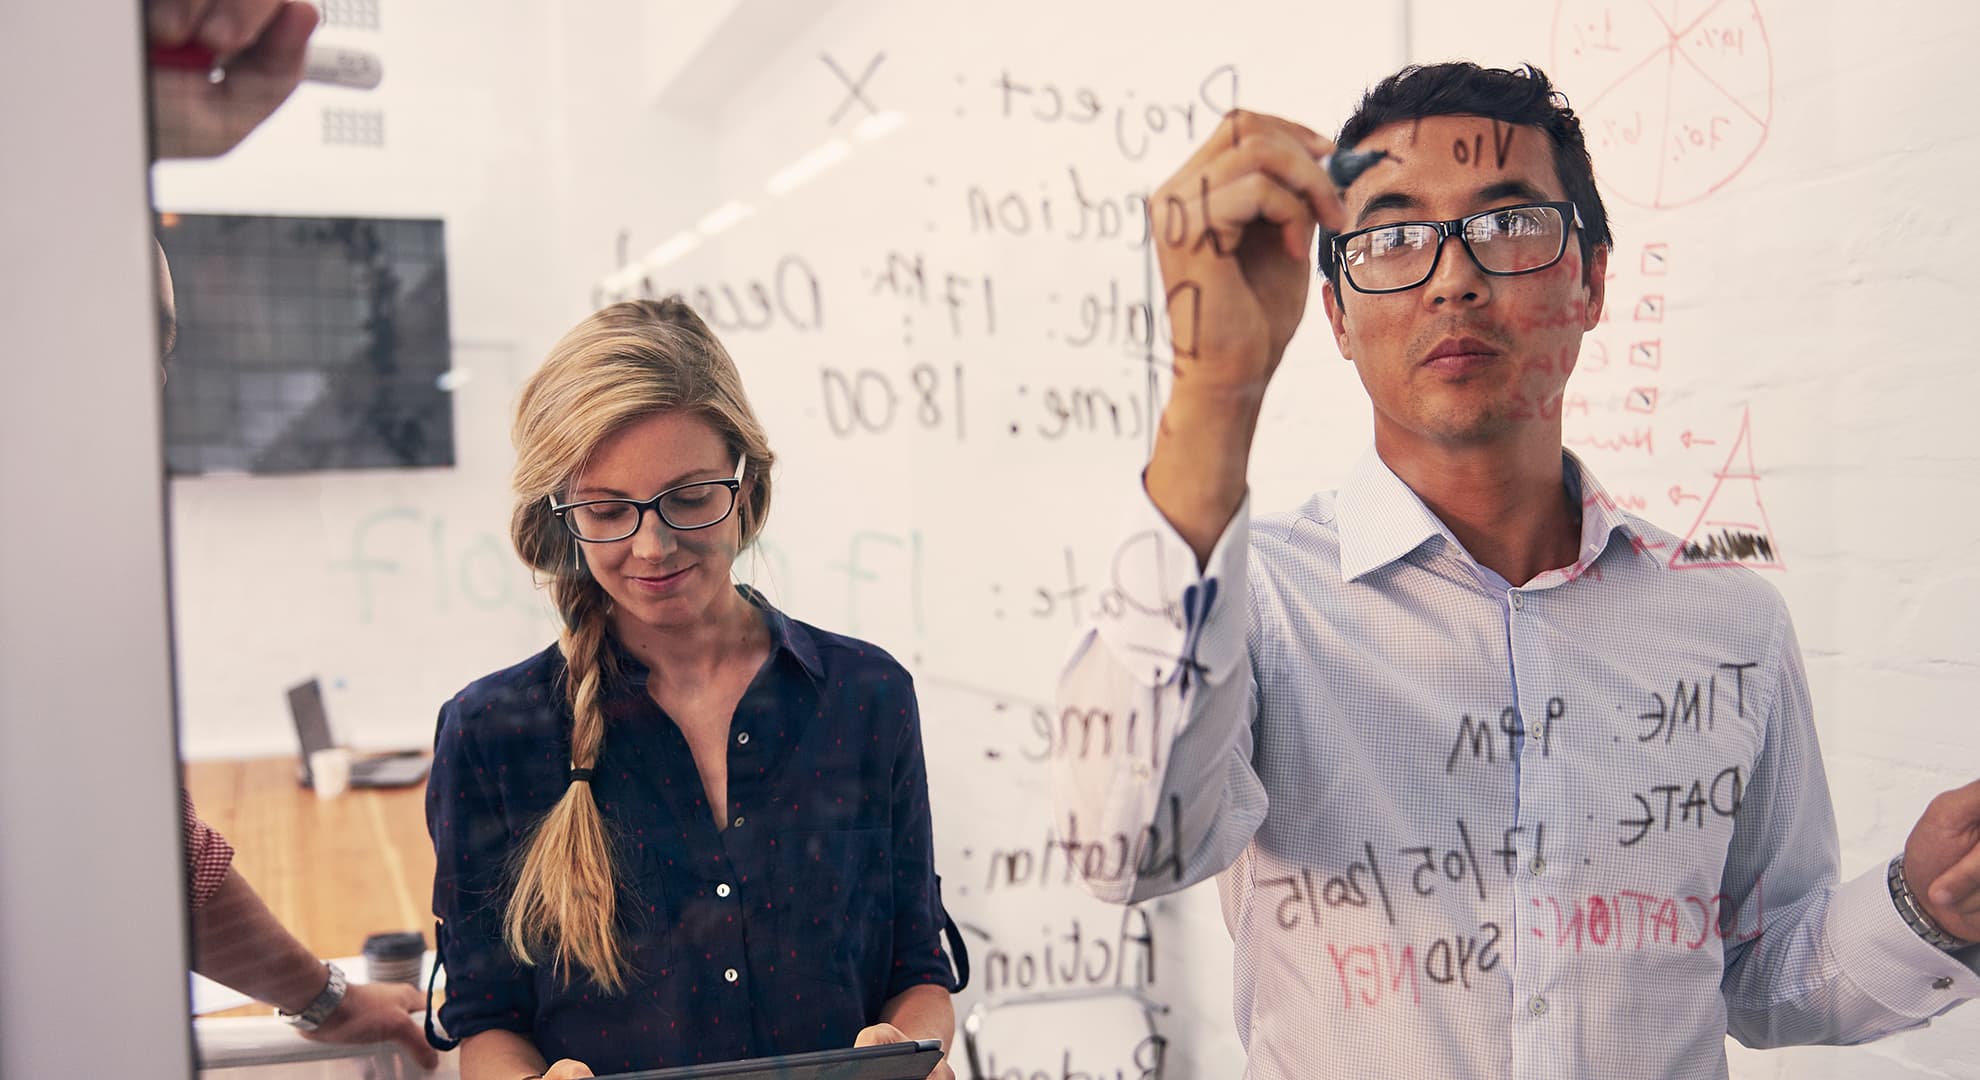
[182,789,234,910]
[427,696,536,1040]
[884,685,959,999]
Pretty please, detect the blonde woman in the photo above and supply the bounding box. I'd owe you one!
[427,300,962,1079]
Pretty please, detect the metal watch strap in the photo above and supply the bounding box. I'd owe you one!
[280,960,348,1030]
[1889,854,1974,953]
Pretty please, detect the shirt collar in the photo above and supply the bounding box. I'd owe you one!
[1335,448,1453,582]
[1563,448,1639,569]
[604,584,826,687]
[1335,447,1640,584]
[741,584,826,684]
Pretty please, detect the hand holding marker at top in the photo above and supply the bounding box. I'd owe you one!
[152,40,384,89]
[1145,111,1388,565]
[146,0,381,160]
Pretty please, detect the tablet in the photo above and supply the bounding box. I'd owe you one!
[594,1039,945,1080]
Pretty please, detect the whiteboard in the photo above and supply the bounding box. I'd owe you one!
[153,1,1980,1076]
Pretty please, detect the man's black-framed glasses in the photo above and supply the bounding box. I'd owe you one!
[1332,201,1584,295]
[550,454,746,542]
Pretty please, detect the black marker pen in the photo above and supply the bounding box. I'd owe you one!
[1319,147,1389,190]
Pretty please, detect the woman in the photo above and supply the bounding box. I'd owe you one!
[427,299,961,1079]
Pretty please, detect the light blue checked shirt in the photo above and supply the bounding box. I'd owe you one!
[1053,449,1979,1080]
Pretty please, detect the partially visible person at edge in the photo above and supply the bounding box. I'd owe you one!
[427,298,964,1080]
[1052,61,1980,1079]
[155,0,439,1069]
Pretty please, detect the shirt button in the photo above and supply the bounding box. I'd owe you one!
[733,816,746,828]
[1529,995,1549,1016]
[736,732,750,745]
[716,883,732,898]
[1511,592,1525,611]
[1933,976,1955,990]
[1530,856,1546,876]
[724,968,739,983]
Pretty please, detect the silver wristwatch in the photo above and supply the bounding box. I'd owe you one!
[1889,854,1974,953]
[279,961,348,1031]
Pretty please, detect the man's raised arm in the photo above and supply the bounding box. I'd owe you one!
[1052,111,1346,904]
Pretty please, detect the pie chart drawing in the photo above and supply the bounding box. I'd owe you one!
[1552,0,1774,209]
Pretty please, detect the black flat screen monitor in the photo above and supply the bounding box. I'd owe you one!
[155,212,454,475]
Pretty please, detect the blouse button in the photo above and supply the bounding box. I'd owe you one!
[724,968,739,983]
[716,883,732,898]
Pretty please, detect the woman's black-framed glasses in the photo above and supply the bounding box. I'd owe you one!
[550,454,746,542]
[1331,201,1584,295]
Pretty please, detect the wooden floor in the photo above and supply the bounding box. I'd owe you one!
[184,755,435,1009]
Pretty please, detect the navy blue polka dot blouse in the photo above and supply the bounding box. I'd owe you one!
[426,589,959,1072]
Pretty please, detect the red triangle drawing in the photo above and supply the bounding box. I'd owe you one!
[1670,406,1784,570]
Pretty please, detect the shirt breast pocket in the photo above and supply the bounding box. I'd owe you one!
[774,826,893,986]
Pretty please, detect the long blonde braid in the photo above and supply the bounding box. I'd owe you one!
[498,298,776,992]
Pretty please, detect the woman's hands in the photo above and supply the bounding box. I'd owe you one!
[856,1021,955,1080]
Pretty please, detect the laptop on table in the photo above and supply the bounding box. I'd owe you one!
[288,677,431,788]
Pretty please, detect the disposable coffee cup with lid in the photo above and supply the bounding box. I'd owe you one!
[363,930,426,986]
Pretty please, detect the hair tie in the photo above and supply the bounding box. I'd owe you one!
[567,767,595,785]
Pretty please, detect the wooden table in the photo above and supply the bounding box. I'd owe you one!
[183,755,436,1017]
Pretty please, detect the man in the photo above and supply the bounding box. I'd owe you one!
[151,1,438,1070]
[184,791,439,1070]
[1053,62,1979,1078]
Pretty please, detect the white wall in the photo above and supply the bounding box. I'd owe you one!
[155,0,574,757]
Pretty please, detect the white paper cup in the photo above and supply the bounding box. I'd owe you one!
[310,747,352,799]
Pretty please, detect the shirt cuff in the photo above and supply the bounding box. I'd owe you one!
[885,941,960,999]
[1091,479,1251,688]
[1828,858,1980,1016]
